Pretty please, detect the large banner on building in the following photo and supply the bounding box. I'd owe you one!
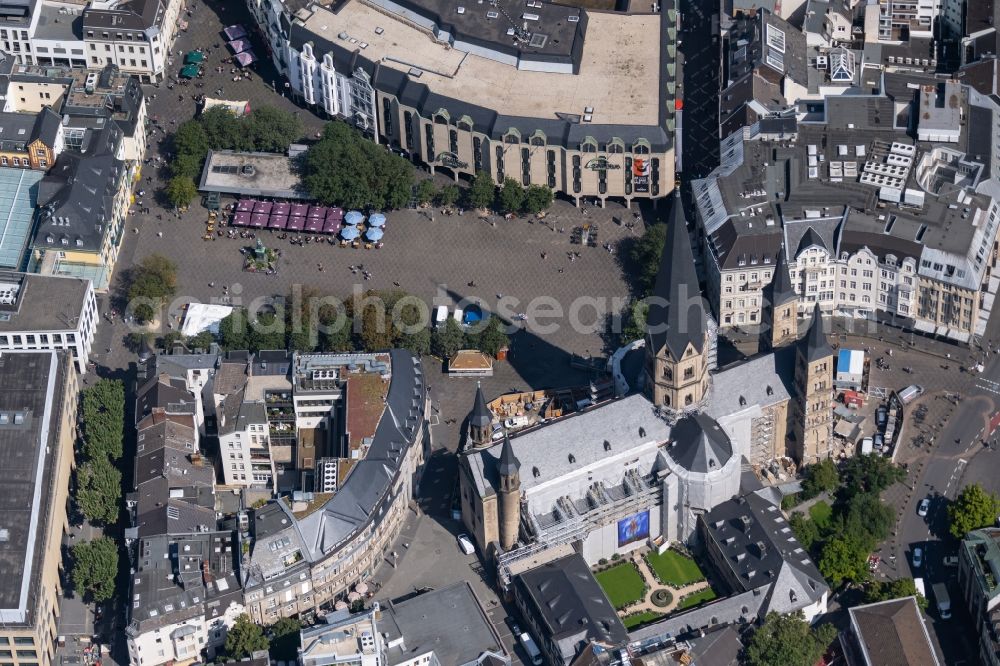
[617,510,650,547]
[632,158,650,193]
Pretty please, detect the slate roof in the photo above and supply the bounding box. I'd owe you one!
[849,597,941,666]
[667,412,733,473]
[497,433,520,477]
[647,193,705,359]
[803,302,834,363]
[767,249,797,306]
[513,553,627,664]
[33,122,125,254]
[708,347,796,419]
[468,382,493,430]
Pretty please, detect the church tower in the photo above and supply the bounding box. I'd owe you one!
[761,249,799,350]
[497,433,521,551]
[791,303,834,464]
[466,382,493,449]
[644,192,710,412]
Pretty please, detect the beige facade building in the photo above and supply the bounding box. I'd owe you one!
[249,0,678,206]
[0,351,77,666]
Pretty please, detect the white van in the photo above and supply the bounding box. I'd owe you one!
[452,308,464,325]
[898,385,924,405]
[456,533,475,555]
[433,305,448,328]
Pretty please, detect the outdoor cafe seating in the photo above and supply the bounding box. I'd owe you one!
[229,199,384,247]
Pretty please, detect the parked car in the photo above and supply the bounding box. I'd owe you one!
[913,547,923,568]
[943,555,959,568]
[918,498,930,517]
[457,533,475,555]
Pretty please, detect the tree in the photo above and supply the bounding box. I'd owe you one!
[840,454,906,499]
[743,612,838,666]
[801,458,839,498]
[301,122,414,209]
[842,492,895,550]
[466,170,496,210]
[72,537,119,603]
[165,175,198,209]
[268,617,302,661]
[619,299,648,343]
[199,106,246,150]
[224,614,269,660]
[81,379,125,461]
[127,255,178,323]
[249,312,286,352]
[219,308,250,350]
[246,106,303,152]
[948,483,1000,539]
[788,511,821,553]
[630,223,667,296]
[437,183,460,207]
[399,327,431,356]
[475,317,509,357]
[865,578,928,611]
[415,179,436,205]
[187,330,215,351]
[431,318,466,359]
[819,535,868,587]
[498,178,525,214]
[522,184,553,214]
[77,458,122,525]
[356,293,394,352]
[172,120,209,156]
[170,152,204,180]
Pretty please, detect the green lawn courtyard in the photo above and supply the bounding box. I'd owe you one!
[809,500,833,530]
[623,611,664,629]
[594,563,646,609]
[644,549,707,587]
[678,587,718,610]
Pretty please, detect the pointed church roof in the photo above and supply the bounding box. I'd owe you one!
[469,382,492,429]
[802,302,833,363]
[646,192,705,359]
[767,248,797,306]
[797,227,827,255]
[497,433,520,477]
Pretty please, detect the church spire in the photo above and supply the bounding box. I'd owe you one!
[469,382,492,430]
[768,248,796,306]
[803,302,833,362]
[646,191,705,359]
[498,431,520,477]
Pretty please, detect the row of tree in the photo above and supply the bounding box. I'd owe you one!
[209,288,508,359]
[71,378,126,603]
[166,106,304,208]
[77,379,126,525]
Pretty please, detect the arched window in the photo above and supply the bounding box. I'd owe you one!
[529,130,546,147]
[607,138,625,154]
[504,128,521,144]
[632,138,651,155]
[433,108,450,125]
[580,136,598,153]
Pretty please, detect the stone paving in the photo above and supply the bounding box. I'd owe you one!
[621,551,711,616]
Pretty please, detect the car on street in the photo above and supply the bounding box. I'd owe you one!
[918,498,930,517]
[913,546,923,568]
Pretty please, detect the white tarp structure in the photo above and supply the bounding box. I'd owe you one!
[181,303,235,336]
[201,98,250,117]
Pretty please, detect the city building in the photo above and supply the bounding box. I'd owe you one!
[241,349,429,623]
[842,597,941,666]
[0,108,61,170]
[958,527,1000,665]
[942,0,1000,65]
[125,394,245,666]
[0,351,77,666]
[28,120,130,290]
[692,81,1000,344]
[510,553,627,666]
[246,0,678,206]
[299,583,509,666]
[0,271,97,372]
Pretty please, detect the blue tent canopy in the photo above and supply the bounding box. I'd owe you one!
[340,226,361,240]
[365,227,384,241]
[345,211,364,226]
[367,213,386,227]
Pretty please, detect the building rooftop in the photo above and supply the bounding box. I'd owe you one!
[0,272,90,331]
[295,0,669,131]
[33,2,83,40]
[0,352,67,623]
[848,597,941,666]
[513,553,627,662]
[466,394,670,497]
[198,150,307,199]
[0,168,44,269]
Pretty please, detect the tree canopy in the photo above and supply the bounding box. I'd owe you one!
[743,612,838,666]
[415,179,436,205]
[72,537,119,603]
[81,379,125,461]
[498,177,525,214]
[225,614,269,659]
[864,577,928,611]
[302,122,414,210]
[126,254,178,323]
[77,458,122,525]
[839,454,906,499]
[630,223,667,296]
[948,483,1000,539]
[819,535,869,587]
[432,317,466,359]
[268,617,302,661]
[801,459,839,499]
[467,170,496,210]
[523,184,554,214]
[166,175,198,209]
